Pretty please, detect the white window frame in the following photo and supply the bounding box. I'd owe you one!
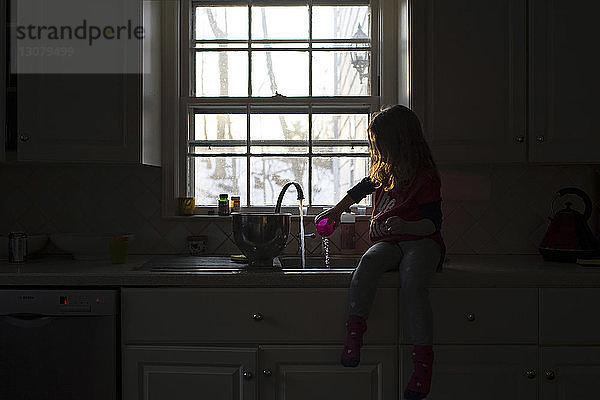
[161,0,403,216]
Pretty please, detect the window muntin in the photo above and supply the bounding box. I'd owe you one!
[186,1,376,207]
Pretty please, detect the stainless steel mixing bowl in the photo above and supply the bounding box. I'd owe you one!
[231,212,291,268]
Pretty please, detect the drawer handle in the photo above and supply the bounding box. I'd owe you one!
[263,369,273,377]
[465,313,475,322]
[545,370,555,381]
[243,371,253,380]
[525,370,536,379]
[252,312,264,322]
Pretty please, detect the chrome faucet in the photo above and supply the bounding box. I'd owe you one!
[274,182,305,213]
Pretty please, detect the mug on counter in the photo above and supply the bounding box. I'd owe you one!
[187,235,208,256]
[177,197,196,215]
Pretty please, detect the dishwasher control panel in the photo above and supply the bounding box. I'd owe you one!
[0,290,117,316]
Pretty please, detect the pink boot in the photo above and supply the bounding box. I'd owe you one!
[403,345,434,399]
[340,315,367,367]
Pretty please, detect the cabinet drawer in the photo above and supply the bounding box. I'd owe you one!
[123,288,397,344]
[400,288,538,344]
[541,288,600,344]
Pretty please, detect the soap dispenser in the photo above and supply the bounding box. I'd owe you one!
[340,210,356,249]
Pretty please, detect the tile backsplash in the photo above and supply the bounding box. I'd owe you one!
[0,164,598,256]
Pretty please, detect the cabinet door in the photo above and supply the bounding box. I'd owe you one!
[530,0,600,162]
[13,0,142,163]
[400,345,537,400]
[16,73,141,162]
[412,0,526,163]
[123,346,256,400]
[540,347,600,399]
[540,288,600,345]
[259,345,396,400]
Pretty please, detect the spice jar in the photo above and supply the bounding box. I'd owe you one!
[231,196,241,212]
[218,194,230,216]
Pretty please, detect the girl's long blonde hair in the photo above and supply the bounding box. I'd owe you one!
[368,105,439,192]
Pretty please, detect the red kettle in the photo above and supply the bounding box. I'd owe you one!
[539,187,600,262]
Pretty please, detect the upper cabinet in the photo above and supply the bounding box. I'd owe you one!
[412,0,600,164]
[4,0,161,165]
[16,74,146,163]
[411,0,527,163]
[529,0,600,163]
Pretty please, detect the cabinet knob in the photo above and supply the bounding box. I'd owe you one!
[263,369,273,377]
[465,313,475,322]
[525,370,536,379]
[545,370,555,380]
[536,136,545,143]
[252,312,264,322]
[19,135,30,142]
[243,371,253,380]
[514,135,525,143]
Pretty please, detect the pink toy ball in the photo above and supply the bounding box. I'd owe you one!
[316,218,336,237]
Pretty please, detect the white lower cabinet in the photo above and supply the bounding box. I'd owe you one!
[259,345,397,400]
[540,347,600,399]
[401,288,539,399]
[122,288,397,400]
[123,345,396,400]
[122,286,600,399]
[400,345,538,400]
[123,346,257,400]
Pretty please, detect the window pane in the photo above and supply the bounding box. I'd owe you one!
[312,157,370,206]
[193,157,247,206]
[194,114,247,141]
[195,52,248,96]
[251,6,308,40]
[312,6,370,40]
[250,114,308,140]
[252,52,308,96]
[312,51,370,96]
[195,7,248,40]
[312,114,368,140]
[250,157,308,206]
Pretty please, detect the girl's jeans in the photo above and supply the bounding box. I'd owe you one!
[348,239,441,345]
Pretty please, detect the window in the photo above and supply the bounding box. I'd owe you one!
[182,0,379,208]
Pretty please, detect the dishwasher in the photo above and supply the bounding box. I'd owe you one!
[0,289,118,400]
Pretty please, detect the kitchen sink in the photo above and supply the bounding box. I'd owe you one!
[136,256,243,273]
[275,256,360,269]
[135,255,359,273]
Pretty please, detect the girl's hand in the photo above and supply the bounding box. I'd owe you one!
[314,207,342,229]
[383,216,410,235]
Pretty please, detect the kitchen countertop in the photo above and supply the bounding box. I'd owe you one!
[0,255,600,287]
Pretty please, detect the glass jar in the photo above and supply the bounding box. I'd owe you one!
[231,196,241,212]
[218,194,230,216]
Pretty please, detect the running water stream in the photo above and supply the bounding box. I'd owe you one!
[322,237,330,268]
[299,199,306,269]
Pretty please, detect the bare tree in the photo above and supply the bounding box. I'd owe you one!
[203,9,238,198]
[257,8,306,204]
